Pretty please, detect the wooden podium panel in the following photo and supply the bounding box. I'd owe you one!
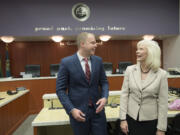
[0,91,29,135]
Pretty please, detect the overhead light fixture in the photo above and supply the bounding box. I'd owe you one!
[143,35,154,40]
[99,35,111,42]
[51,35,64,42]
[1,36,15,43]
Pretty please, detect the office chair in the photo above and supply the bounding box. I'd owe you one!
[103,62,113,74]
[25,64,40,77]
[118,61,132,74]
[166,113,180,135]
[50,64,60,76]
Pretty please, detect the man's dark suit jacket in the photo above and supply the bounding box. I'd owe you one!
[56,53,109,115]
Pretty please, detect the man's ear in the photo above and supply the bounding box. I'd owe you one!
[80,42,85,47]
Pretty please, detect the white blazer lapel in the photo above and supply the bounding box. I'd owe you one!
[132,63,142,90]
[142,70,157,90]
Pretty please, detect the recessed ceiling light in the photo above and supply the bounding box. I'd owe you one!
[51,35,64,42]
[143,35,154,40]
[99,35,111,42]
[1,36,15,43]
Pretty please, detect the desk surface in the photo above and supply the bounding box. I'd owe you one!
[0,90,29,108]
[0,74,124,82]
[32,106,120,127]
[43,91,122,100]
[0,74,179,82]
[32,106,180,127]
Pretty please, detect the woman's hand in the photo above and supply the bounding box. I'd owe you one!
[156,130,165,135]
[120,120,129,135]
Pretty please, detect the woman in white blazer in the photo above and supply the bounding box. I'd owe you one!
[120,40,168,135]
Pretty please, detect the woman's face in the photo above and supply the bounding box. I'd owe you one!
[136,45,148,62]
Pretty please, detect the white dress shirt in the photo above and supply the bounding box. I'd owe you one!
[77,52,92,73]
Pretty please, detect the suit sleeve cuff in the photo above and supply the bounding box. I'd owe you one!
[68,108,75,114]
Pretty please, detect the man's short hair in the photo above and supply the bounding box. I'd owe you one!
[76,32,94,48]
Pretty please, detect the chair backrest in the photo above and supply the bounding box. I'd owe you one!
[50,64,60,76]
[167,113,180,135]
[103,62,113,74]
[25,64,40,77]
[172,113,180,129]
[118,61,132,74]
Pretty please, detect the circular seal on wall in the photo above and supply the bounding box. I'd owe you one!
[72,3,90,22]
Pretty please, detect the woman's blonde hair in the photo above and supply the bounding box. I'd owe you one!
[137,39,161,71]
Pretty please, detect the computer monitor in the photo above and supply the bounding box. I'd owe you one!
[50,64,60,76]
[118,62,132,74]
[25,64,40,77]
[103,62,113,74]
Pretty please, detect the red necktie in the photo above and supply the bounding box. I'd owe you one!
[84,58,92,106]
[84,58,91,83]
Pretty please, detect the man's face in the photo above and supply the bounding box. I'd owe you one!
[82,34,97,56]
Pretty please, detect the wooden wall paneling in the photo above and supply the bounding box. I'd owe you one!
[104,41,119,72]
[27,42,42,64]
[57,42,77,59]
[117,40,133,61]
[7,101,13,131]
[40,42,54,76]
[34,127,38,135]
[49,42,59,64]
[24,79,56,113]
[0,104,7,135]
[168,78,180,88]
[7,93,29,135]
[131,40,138,64]
[95,42,108,61]
[0,42,6,77]
[113,40,133,71]
[96,40,134,72]
[28,80,44,113]
[10,42,27,77]
[109,41,124,71]
[1,40,164,77]
[108,76,124,90]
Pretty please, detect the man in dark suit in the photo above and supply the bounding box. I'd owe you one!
[56,32,109,135]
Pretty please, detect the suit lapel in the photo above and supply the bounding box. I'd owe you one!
[132,63,142,90]
[90,56,95,84]
[73,54,89,83]
[142,70,157,90]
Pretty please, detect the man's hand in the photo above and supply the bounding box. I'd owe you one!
[156,130,165,135]
[96,98,107,113]
[120,120,129,135]
[71,108,86,122]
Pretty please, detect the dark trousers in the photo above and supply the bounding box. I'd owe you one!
[69,106,107,135]
[127,115,157,135]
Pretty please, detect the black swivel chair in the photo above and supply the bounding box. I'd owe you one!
[166,113,180,135]
[103,62,113,74]
[50,64,60,76]
[25,64,40,77]
[118,61,132,74]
